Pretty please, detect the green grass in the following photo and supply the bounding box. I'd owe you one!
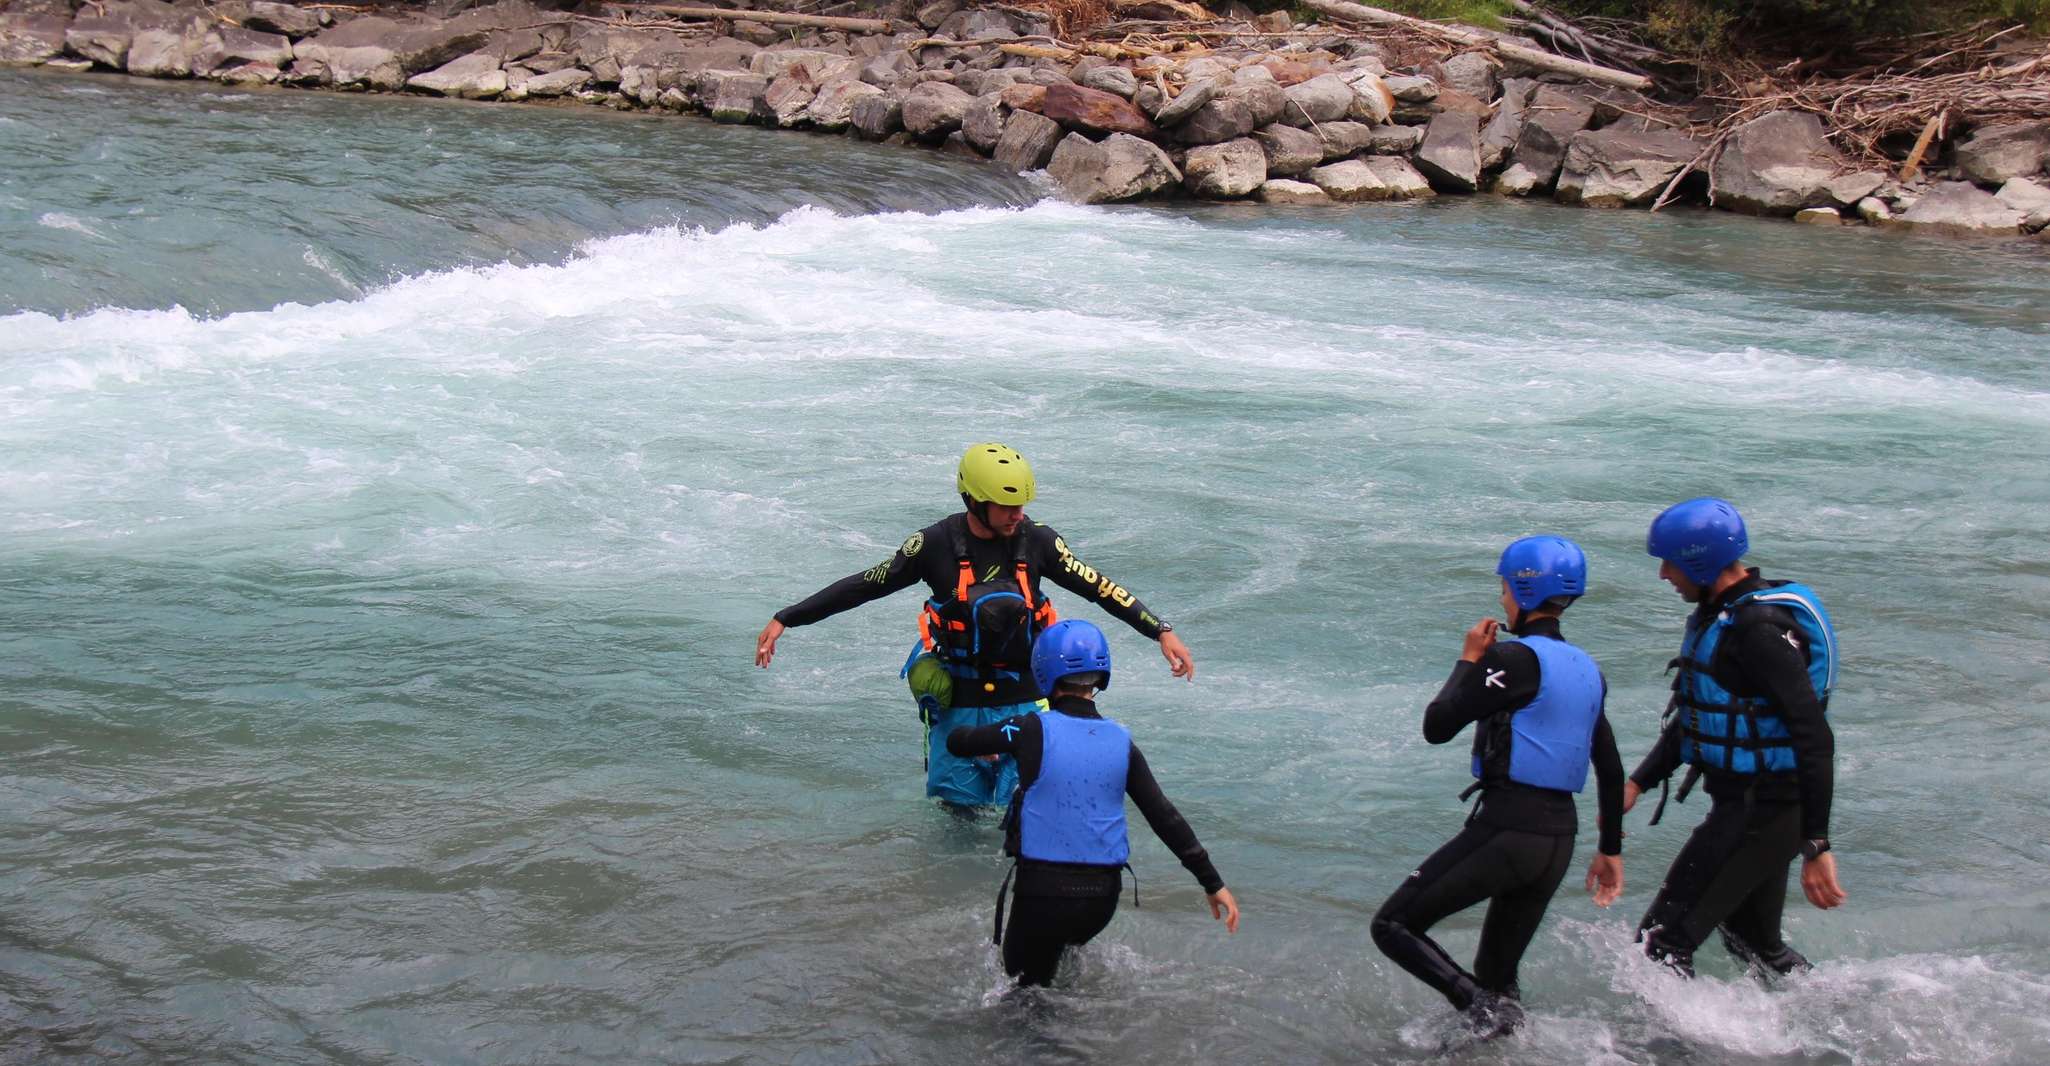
[1369,0,1516,28]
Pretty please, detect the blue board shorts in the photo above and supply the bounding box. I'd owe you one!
[926,699,1043,806]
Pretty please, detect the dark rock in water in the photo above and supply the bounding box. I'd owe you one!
[962,91,1006,153]
[244,1,323,38]
[850,88,905,140]
[1956,121,2050,186]
[701,69,772,123]
[1038,81,1155,138]
[1555,127,1702,207]
[902,80,974,140]
[1414,111,1481,192]
[993,108,1062,172]
[765,72,820,127]
[1894,181,2026,234]
[941,130,983,157]
[1183,137,1267,198]
[1046,131,1181,203]
[1711,109,1845,216]
[1252,123,1322,177]
[65,17,135,69]
[214,61,283,84]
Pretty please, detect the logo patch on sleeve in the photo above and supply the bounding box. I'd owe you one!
[901,531,924,557]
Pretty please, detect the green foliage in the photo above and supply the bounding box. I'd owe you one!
[1368,0,1516,29]
[1549,0,2048,54]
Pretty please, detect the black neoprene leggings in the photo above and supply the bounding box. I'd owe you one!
[1372,822,1574,1010]
[1002,893,1120,987]
[1639,798,1802,967]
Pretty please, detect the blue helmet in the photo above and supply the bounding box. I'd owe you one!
[1032,619,1112,696]
[1496,535,1589,611]
[1646,497,1748,584]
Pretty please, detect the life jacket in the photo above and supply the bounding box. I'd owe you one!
[915,519,1058,680]
[1015,710,1132,866]
[1675,581,1837,775]
[1470,635,1604,793]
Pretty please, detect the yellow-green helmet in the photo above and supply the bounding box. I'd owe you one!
[957,443,1035,506]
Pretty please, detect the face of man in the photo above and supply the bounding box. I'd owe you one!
[1498,579,1520,627]
[981,502,1026,537]
[1659,558,1705,602]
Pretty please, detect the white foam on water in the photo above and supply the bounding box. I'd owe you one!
[36,211,109,241]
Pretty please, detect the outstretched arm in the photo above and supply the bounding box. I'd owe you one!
[756,534,926,668]
[1037,525,1194,679]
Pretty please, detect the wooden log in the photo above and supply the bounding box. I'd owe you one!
[617,3,894,34]
[1299,0,1652,91]
[1899,110,1944,182]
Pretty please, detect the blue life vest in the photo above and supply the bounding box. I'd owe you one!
[1017,711,1131,866]
[1676,582,1837,775]
[1471,635,1605,793]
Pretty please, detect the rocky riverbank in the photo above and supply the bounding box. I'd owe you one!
[3,0,2047,240]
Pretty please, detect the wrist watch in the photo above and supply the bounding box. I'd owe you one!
[1156,623,1173,634]
[1801,838,1831,860]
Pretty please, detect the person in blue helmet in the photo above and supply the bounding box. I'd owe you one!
[1372,536,1626,1036]
[945,619,1240,987]
[1626,498,1846,980]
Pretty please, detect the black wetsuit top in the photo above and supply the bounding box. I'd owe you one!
[1423,616,1625,855]
[948,695,1225,896]
[1629,570,1835,841]
[774,514,1169,707]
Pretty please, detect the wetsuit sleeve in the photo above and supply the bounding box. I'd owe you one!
[772,531,929,628]
[1421,642,1539,744]
[1034,524,1168,640]
[947,713,1037,759]
[1125,744,1224,893]
[1630,718,1684,791]
[1732,613,1835,841]
[1591,699,1624,856]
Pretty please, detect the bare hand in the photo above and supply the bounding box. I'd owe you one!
[1585,854,1623,907]
[1160,631,1195,680]
[1622,779,1642,814]
[1801,851,1847,909]
[1460,618,1501,663]
[755,619,785,668]
[1208,887,1240,934]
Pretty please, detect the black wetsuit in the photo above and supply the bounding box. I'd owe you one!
[1632,570,1834,975]
[775,514,1168,707]
[948,695,1224,986]
[1372,616,1624,1014]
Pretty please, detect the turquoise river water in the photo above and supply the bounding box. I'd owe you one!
[3,68,2048,1065]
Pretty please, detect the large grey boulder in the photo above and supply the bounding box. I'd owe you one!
[1827,171,1887,207]
[1368,124,1424,154]
[993,108,1063,172]
[215,62,283,84]
[1502,85,1594,193]
[765,74,821,127]
[1315,120,1375,162]
[701,69,772,124]
[1175,76,1286,145]
[0,14,70,66]
[1710,110,1845,216]
[1257,178,1330,204]
[1079,63,1138,98]
[1281,73,1354,127]
[65,17,133,68]
[962,92,1006,153]
[1956,122,2050,185]
[127,25,206,77]
[295,15,490,90]
[244,1,323,38]
[1364,156,1434,199]
[1413,111,1482,192]
[860,48,915,86]
[406,51,505,98]
[902,80,974,140]
[1344,70,1394,125]
[1895,181,2025,235]
[1253,123,1323,177]
[1439,52,1497,101]
[805,77,883,131]
[1996,177,2050,231]
[1480,78,1534,169]
[518,66,590,98]
[1184,138,1268,198]
[1152,76,1220,127]
[1555,128,1702,207]
[752,48,857,83]
[677,38,760,75]
[1046,132,1181,203]
[1308,159,1390,201]
[850,89,905,140]
[1383,74,1436,103]
[194,27,293,74]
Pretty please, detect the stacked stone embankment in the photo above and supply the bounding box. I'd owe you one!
[3,0,2045,239]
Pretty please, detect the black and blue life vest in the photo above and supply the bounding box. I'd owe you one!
[1016,711,1131,866]
[914,520,1056,682]
[1675,581,1837,775]
[1471,635,1605,793]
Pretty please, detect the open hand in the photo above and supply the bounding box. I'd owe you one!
[1586,854,1623,907]
[1160,631,1195,680]
[755,619,785,668]
[1208,887,1240,934]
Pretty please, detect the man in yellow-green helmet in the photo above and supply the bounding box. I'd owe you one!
[756,444,1195,808]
